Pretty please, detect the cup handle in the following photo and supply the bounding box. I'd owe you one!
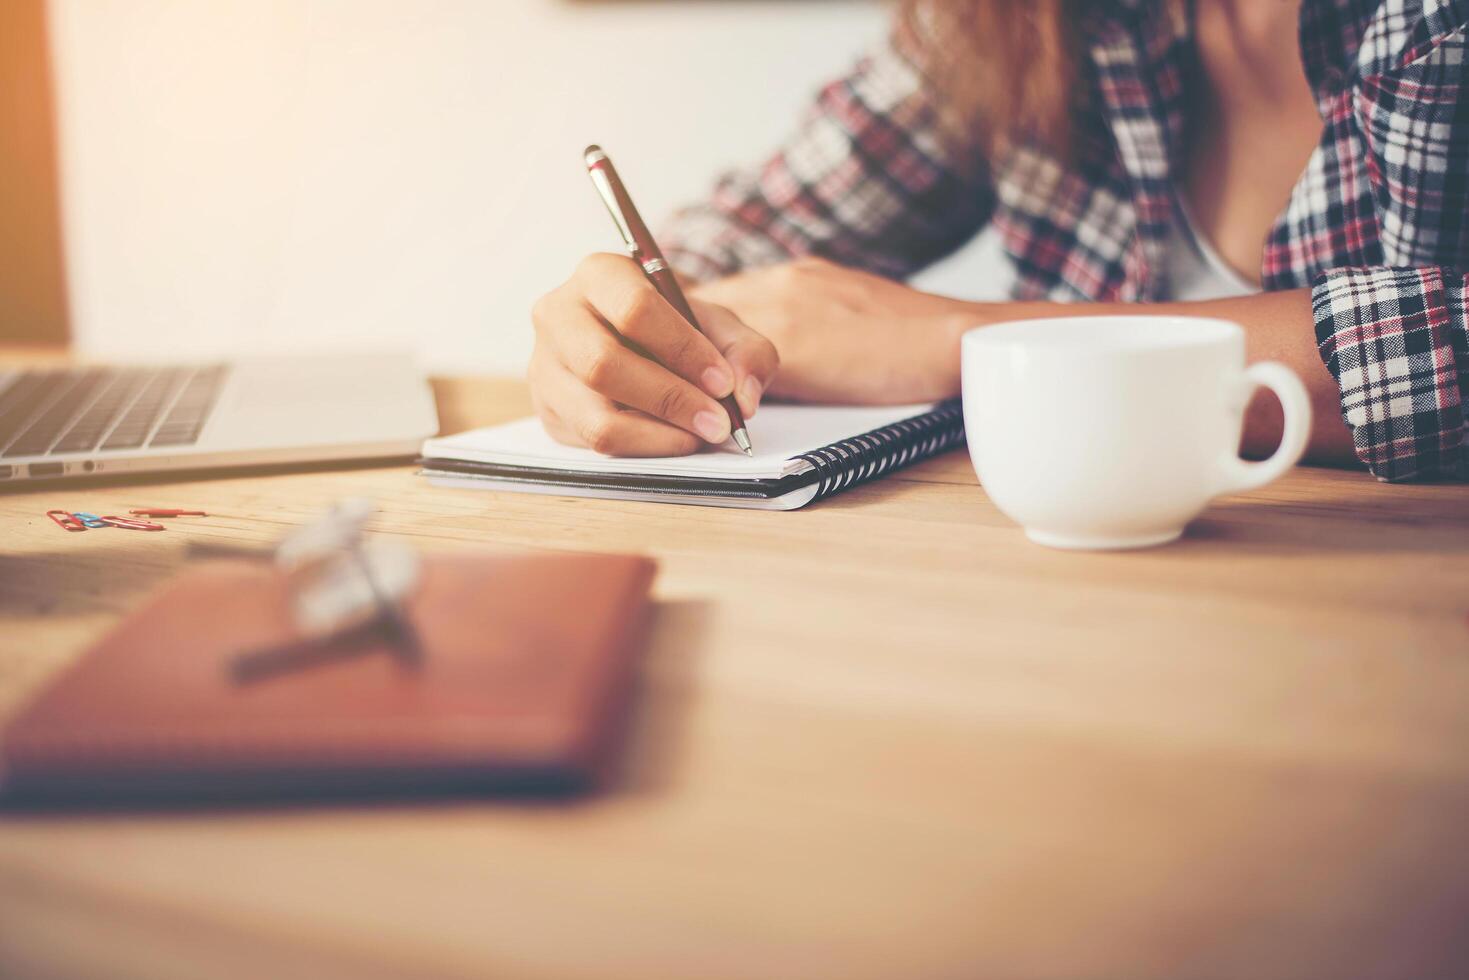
[1215,361,1312,494]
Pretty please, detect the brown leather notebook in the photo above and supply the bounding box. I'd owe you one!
[0,551,655,806]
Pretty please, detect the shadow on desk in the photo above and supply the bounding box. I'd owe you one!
[0,546,182,616]
[611,598,711,797]
[1192,488,1469,557]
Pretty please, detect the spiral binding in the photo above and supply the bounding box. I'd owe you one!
[795,399,966,501]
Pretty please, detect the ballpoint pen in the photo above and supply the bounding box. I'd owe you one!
[583,145,754,456]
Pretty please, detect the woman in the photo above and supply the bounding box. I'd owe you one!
[530,0,1467,482]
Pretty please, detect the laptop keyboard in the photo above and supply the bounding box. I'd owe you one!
[0,365,227,458]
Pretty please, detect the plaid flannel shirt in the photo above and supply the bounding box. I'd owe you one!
[662,0,1469,482]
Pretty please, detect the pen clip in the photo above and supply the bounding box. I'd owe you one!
[586,161,640,259]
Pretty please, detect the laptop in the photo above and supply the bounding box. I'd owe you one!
[0,353,439,484]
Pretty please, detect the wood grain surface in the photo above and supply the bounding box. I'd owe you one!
[1,365,1467,980]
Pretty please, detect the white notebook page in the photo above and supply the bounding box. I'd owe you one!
[421,403,939,480]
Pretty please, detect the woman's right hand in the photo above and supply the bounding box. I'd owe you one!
[529,253,779,457]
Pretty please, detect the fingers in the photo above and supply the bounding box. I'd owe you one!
[575,253,735,400]
[562,327,732,443]
[535,357,703,457]
[537,289,731,443]
[688,299,780,418]
[531,253,770,456]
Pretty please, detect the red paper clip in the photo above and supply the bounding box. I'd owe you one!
[47,509,88,532]
[128,509,207,518]
[100,515,167,531]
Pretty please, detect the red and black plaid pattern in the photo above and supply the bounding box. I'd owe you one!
[662,0,1469,482]
[1315,268,1468,479]
[662,27,994,285]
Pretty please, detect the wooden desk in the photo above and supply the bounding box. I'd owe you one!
[2,372,1467,980]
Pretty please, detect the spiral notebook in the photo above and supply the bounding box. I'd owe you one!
[418,400,965,510]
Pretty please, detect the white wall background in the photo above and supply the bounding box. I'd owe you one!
[48,0,1005,373]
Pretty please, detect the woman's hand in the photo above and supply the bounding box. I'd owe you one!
[529,253,779,456]
[689,257,976,404]
[529,253,977,457]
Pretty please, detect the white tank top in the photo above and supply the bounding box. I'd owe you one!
[1165,201,1260,301]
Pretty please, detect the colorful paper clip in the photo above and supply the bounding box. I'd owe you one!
[100,515,167,531]
[71,512,112,529]
[47,509,88,532]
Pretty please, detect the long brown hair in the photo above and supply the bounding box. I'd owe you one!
[897,0,1083,159]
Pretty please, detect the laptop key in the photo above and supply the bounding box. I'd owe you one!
[148,428,197,447]
[145,367,224,448]
[100,427,149,450]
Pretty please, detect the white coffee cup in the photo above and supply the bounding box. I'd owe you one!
[961,316,1311,549]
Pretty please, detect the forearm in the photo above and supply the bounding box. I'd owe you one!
[930,288,1357,466]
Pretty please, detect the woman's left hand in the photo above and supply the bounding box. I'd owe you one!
[688,257,978,405]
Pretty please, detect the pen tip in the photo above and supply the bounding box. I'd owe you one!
[584,145,607,167]
[733,428,753,456]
